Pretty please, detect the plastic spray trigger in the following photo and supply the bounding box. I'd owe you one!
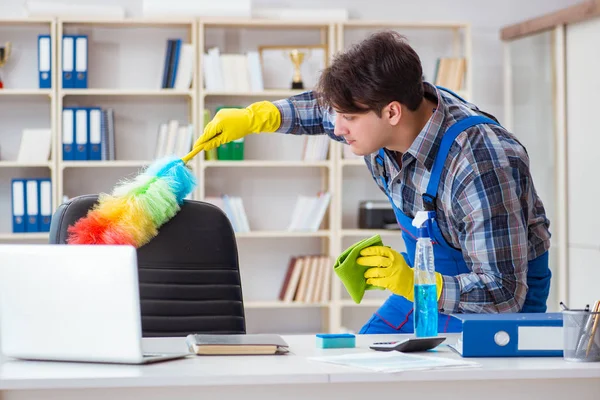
[412,211,432,238]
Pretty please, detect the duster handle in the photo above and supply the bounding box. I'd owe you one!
[181,145,204,164]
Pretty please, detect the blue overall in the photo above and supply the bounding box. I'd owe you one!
[359,107,552,334]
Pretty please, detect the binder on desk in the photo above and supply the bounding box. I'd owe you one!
[62,108,75,160]
[62,35,75,88]
[449,313,563,357]
[38,179,52,232]
[25,180,39,233]
[75,108,88,160]
[38,35,51,89]
[74,35,88,88]
[11,179,26,233]
[88,107,102,160]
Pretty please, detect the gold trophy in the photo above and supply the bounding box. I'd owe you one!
[288,49,306,90]
[0,42,11,89]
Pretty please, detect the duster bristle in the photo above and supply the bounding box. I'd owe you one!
[66,156,197,247]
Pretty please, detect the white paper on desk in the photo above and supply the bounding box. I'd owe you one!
[309,352,480,373]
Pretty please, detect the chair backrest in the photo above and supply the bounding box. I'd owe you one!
[49,194,246,337]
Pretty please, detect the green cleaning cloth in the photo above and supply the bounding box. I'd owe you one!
[334,234,386,304]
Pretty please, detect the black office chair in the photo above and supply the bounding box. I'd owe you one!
[49,194,246,337]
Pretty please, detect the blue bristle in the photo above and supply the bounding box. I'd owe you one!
[147,156,197,204]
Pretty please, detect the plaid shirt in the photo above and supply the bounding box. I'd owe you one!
[272,82,551,314]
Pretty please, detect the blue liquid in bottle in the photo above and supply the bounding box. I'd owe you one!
[414,284,438,337]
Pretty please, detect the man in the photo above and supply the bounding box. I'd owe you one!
[194,30,552,334]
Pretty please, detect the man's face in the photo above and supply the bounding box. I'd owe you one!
[333,108,393,156]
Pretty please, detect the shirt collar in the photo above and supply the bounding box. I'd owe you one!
[404,82,446,172]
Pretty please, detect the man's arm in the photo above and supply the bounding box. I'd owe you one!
[272,91,343,142]
[438,164,529,314]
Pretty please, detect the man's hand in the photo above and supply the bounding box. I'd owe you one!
[193,101,281,152]
[358,246,443,302]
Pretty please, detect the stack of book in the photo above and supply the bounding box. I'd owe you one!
[203,195,250,233]
[279,255,331,303]
[287,192,331,231]
[161,39,194,90]
[154,120,194,159]
[302,136,330,161]
[202,47,264,92]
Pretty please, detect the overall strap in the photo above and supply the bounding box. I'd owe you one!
[423,115,500,211]
[375,148,388,188]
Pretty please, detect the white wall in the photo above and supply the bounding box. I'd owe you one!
[1,0,576,123]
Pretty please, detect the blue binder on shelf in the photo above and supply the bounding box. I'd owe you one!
[25,179,39,233]
[62,108,75,160]
[87,107,102,160]
[74,107,88,161]
[38,178,52,232]
[62,35,75,88]
[11,179,26,233]
[38,35,51,89]
[74,35,88,89]
[168,39,182,88]
[449,313,563,357]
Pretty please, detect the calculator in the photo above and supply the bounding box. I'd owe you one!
[369,337,446,353]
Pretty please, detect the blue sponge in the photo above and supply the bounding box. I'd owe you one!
[316,333,356,349]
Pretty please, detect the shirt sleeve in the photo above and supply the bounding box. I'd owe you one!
[438,164,529,314]
[271,91,344,142]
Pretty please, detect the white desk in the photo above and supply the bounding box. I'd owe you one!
[1,334,599,400]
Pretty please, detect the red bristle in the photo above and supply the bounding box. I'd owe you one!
[67,211,135,245]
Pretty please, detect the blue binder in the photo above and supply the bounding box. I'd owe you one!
[62,35,75,88]
[74,107,88,161]
[11,179,26,233]
[449,313,563,357]
[74,35,88,89]
[87,107,102,160]
[38,178,52,232]
[168,39,182,88]
[62,108,75,160]
[25,179,39,233]
[38,35,51,89]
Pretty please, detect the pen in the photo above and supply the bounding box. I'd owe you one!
[585,300,600,357]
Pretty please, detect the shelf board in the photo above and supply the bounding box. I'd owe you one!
[0,233,49,240]
[60,160,152,168]
[0,161,52,168]
[203,89,306,98]
[341,229,402,237]
[235,230,331,238]
[0,89,52,96]
[59,17,195,27]
[203,160,330,168]
[0,18,53,25]
[61,89,193,97]
[340,158,365,166]
[201,18,331,29]
[339,299,386,307]
[245,301,330,309]
[341,20,468,29]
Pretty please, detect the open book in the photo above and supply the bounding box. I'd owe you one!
[185,334,290,355]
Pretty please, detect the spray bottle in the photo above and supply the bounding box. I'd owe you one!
[412,211,438,337]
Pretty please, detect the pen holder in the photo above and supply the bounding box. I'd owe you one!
[562,310,600,362]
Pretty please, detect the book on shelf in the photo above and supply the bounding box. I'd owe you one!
[203,47,264,92]
[287,192,331,232]
[16,129,51,164]
[204,195,250,233]
[161,39,194,90]
[11,178,52,233]
[154,120,194,159]
[302,135,329,161]
[433,57,466,92]
[62,107,115,161]
[279,254,331,303]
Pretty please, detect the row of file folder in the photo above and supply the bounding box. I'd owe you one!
[62,35,88,88]
[11,179,52,233]
[62,107,115,161]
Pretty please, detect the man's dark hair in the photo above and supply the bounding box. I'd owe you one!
[316,30,424,115]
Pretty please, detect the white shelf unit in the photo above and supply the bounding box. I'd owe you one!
[55,18,199,206]
[1,17,471,334]
[0,18,56,240]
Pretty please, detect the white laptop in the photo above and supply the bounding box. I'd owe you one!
[0,244,189,364]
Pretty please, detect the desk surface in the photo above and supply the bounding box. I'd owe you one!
[1,334,600,391]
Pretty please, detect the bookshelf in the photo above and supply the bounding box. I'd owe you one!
[0,17,471,334]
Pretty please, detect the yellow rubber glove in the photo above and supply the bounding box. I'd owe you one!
[194,101,281,152]
[357,246,443,302]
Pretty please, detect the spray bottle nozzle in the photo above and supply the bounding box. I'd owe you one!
[412,211,434,238]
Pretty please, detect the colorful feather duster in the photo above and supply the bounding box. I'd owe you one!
[67,147,203,248]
